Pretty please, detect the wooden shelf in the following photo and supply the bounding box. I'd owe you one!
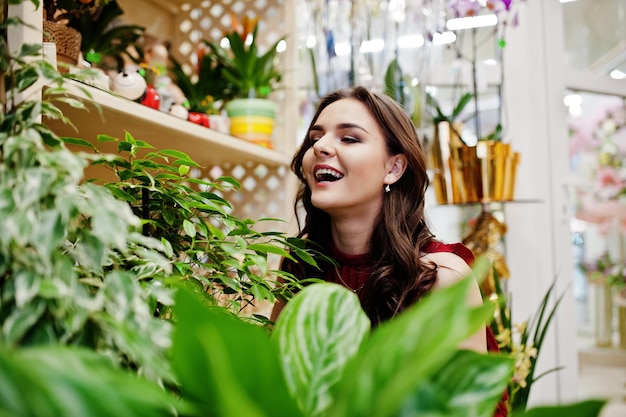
[45,79,292,169]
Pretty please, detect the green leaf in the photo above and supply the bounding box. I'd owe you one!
[161,238,174,258]
[16,66,38,92]
[272,283,370,417]
[61,136,96,149]
[159,149,200,167]
[397,350,513,417]
[247,243,291,257]
[172,288,303,417]
[514,399,606,417]
[33,209,64,258]
[17,42,42,59]
[97,134,118,143]
[451,92,473,121]
[0,346,178,417]
[182,220,196,238]
[73,231,106,272]
[2,299,46,346]
[178,165,190,176]
[14,270,40,308]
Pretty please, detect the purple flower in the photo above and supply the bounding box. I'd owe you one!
[449,0,481,18]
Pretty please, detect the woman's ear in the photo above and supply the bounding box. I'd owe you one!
[385,154,408,185]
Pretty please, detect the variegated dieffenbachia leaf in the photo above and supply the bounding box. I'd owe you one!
[272,283,370,417]
[396,349,513,417]
[330,259,496,417]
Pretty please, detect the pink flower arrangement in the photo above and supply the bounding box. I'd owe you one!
[569,99,626,203]
[579,251,626,287]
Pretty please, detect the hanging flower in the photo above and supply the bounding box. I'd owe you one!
[449,0,482,17]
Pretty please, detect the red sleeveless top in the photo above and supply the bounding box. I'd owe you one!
[327,240,509,417]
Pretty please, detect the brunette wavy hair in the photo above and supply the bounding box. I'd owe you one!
[283,86,438,326]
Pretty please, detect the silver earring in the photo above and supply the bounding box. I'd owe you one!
[385,184,391,193]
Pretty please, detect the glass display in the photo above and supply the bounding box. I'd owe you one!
[562,0,626,79]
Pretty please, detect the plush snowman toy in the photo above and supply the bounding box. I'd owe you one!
[110,71,147,101]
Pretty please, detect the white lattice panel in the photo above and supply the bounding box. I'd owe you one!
[168,0,296,233]
[171,0,286,69]
[191,162,292,231]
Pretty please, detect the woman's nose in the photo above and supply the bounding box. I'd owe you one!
[313,133,334,157]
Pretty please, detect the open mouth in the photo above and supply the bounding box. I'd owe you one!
[314,167,344,182]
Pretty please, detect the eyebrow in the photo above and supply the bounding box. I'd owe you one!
[309,122,369,134]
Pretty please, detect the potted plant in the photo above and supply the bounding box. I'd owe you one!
[43,0,144,71]
[424,0,523,205]
[65,0,145,71]
[169,43,230,128]
[204,12,284,148]
[42,0,95,67]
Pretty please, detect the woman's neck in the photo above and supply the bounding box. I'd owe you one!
[330,217,373,255]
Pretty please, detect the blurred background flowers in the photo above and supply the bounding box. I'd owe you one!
[569,98,626,203]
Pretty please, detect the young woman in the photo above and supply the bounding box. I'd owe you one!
[271,86,507,415]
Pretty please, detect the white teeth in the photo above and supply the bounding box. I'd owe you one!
[314,168,343,180]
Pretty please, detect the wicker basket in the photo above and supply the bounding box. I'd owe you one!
[43,20,82,66]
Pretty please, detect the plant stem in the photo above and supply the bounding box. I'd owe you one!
[348,0,356,86]
[142,186,150,236]
[471,27,481,141]
[0,0,7,114]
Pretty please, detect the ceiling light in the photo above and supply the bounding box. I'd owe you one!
[433,31,456,45]
[334,42,350,56]
[446,14,497,31]
[276,40,287,53]
[563,94,582,107]
[397,34,424,49]
[360,39,385,53]
[609,69,626,79]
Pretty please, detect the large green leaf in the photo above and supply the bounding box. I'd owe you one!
[172,288,303,417]
[0,346,177,417]
[330,267,496,417]
[515,399,606,417]
[397,350,513,417]
[272,283,370,417]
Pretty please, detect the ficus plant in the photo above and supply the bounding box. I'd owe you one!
[1,0,314,387]
[1,0,175,384]
[67,132,323,323]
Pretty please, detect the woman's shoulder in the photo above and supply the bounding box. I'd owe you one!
[421,240,474,289]
[423,240,474,265]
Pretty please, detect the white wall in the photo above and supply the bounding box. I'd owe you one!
[499,0,575,407]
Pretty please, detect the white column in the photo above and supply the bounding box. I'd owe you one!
[8,1,41,51]
[8,1,44,112]
[503,0,579,406]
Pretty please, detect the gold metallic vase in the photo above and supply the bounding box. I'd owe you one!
[428,125,520,204]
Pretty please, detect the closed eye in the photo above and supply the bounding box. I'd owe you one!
[341,136,360,143]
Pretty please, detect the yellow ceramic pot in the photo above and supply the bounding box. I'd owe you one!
[226,99,276,147]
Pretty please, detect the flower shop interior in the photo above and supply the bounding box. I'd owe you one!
[5,0,626,416]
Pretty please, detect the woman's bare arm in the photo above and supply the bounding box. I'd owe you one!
[421,251,487,353]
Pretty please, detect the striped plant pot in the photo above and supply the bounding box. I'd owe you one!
[225,98,276,148]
